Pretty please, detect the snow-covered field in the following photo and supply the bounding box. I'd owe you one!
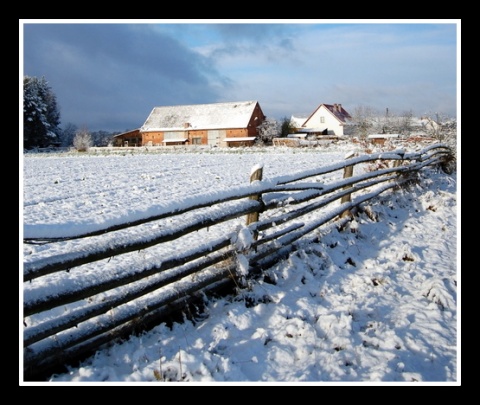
[23,145,350,237]
[21,143,459,385]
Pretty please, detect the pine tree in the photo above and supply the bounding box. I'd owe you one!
[280,117,295,137]
[58,123,78,147]
[23,76,61,149]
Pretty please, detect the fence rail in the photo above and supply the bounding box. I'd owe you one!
[22,143,454,380]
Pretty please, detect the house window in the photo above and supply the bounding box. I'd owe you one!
[192,137,202,145]
[320,117,325,123]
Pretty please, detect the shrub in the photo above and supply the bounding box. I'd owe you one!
[73,128,93,152]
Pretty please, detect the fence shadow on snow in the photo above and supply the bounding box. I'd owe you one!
[22,143,454,381]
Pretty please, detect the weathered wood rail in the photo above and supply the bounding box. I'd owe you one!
[22,143,454,380]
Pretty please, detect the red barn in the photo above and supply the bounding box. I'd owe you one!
[114,100,266,148]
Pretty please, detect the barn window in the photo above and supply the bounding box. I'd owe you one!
[320,117,325,123]
[192,137,202,145]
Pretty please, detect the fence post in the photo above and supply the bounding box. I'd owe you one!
[246,166,263,240]
[339,151,356,218]
[392,150,407,180]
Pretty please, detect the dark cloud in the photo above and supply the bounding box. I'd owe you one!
[23,24,230,132]
[213,23,294,43]
[21,22,458,132]
[207,23,297,60]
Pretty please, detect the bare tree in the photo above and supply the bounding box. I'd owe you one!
[349,106,376,138]
[256,117,280,145]
[396,110,414,136]
[73,128,93,152]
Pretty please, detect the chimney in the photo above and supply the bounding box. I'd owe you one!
[337,104,342,112]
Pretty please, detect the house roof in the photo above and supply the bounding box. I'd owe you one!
[223,137,256,142]
[141,100,261,132]
[113,129,141,138]
[163,138,188,143]
[303,103,352,127]
[290,115,308,127]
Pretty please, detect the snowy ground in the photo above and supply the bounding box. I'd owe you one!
[21,142,459,385]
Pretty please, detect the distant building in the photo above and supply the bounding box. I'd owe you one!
[295,103,352,136]
[367,134,400,145]
[113,100,266,147]
[112,129,142,147]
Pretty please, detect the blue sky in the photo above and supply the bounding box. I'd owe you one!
[21,20,459,133]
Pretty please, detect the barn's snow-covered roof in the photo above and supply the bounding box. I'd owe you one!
[141,101,260,132]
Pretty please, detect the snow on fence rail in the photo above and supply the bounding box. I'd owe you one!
[22,143,454,380]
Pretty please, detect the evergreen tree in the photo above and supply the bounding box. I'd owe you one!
[23,76,61,149]
[280,116,295,137]
[91,130,116,147]
[58,122,78,147]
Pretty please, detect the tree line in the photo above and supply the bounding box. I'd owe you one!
[23,76,124,150]
[23,75,456,150]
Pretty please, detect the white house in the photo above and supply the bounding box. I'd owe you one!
[299,103,352,136]
[290,115,308,130]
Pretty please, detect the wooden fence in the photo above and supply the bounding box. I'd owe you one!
[22,143,454,380]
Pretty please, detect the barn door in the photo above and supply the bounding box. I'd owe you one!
[207,130,219,146]
[207,130,226,146]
